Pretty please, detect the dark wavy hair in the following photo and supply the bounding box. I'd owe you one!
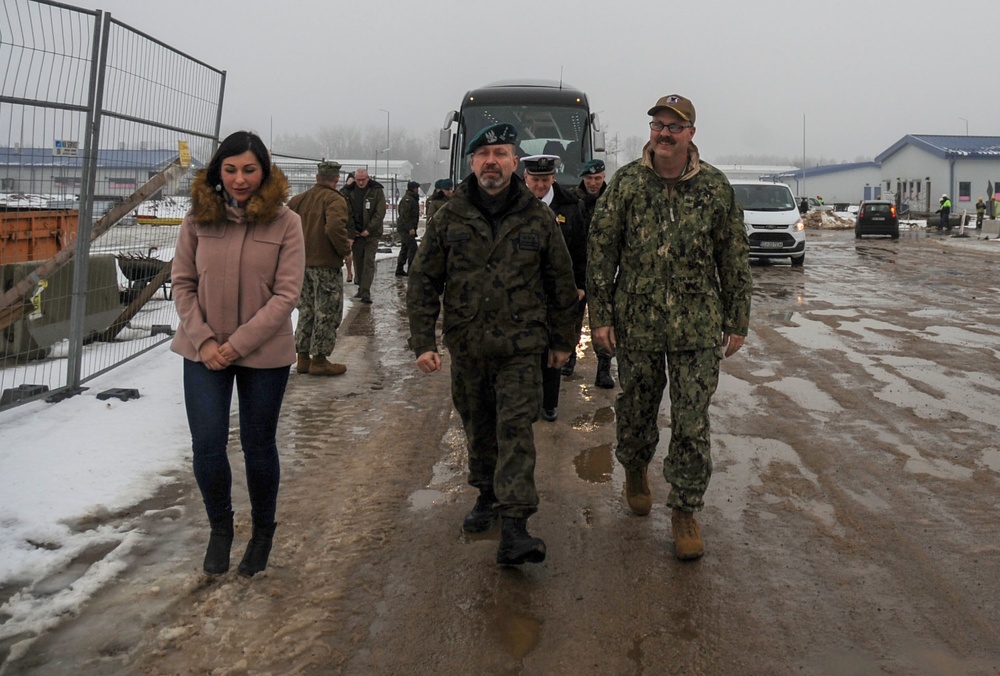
[205,131,271,190]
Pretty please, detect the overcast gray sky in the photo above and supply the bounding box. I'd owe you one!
[75,0,995,164]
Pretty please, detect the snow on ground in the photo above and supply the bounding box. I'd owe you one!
[0,247,400,644]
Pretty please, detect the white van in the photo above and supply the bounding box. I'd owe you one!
[731,181,806,267]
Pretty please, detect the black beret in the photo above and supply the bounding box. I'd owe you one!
[465,122,518,155]
[579,159,606,176]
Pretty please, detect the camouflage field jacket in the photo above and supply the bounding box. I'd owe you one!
[407,175,580,359]
[586,145,752,351]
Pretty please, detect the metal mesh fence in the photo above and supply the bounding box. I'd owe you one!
[1,0,225,410]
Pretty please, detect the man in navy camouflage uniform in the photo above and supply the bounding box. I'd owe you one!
[587,95,752,561]
[287,161,352,376]
[407,123,580,566]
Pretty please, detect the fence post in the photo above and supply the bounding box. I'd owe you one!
[66,11,111,393]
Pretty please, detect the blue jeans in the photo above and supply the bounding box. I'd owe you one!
[182,359,290,525]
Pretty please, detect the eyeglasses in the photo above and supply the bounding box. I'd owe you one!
[649,121,693,134]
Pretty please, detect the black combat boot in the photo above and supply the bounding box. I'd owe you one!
[496,517,546,565]
[560,352,577,376]
[595,356,615,389]
[237,522,277,577]
[463,488,498,533]
[203,511,234,575]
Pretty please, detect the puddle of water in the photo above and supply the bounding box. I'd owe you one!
[32,540,122,596]
[407,489,445,511]
[487,602,542,660]
[592,406,615,425]
[572,405,616,432]
[573,444,614,484]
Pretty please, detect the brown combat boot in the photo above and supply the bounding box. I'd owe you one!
[671,509,704,561]
[624,466,652,516]
[309,356,347,376]
[296,353,311,374]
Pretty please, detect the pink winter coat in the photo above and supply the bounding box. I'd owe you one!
[171,167,305,368]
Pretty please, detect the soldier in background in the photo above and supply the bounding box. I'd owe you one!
[522,154,586,420]
[587,94,752,561]
[342,172,355,283]
[395,180,421,277]
[424,178,454,224]
[287,161,352,376]
[407,123,579,566]
[574,158,614,388]
[342,167,386,304]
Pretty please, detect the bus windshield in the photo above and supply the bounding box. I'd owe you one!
[459,104,591,182]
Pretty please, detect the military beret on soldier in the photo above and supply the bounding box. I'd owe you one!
[522,154,561,175]
[465,122,518,155]
[579,159,606,176]
[407,180,420,190]
[438,178,454,190]
[317,160,341,177]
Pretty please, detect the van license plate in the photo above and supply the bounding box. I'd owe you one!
[760,241,784,248]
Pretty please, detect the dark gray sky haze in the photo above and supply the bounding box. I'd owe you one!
[75,0,995,164]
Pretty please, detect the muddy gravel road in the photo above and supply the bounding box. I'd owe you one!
[6,228,1000,675]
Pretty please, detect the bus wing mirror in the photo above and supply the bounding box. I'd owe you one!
[440,111,458,150]
[590,112,605,152]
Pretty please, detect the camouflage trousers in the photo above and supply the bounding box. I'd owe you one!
[295,266,344,357]
[450,351,543,519]
[615,346,721,512]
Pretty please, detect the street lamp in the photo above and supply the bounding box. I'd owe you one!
[379,108,390,184]
[375,147,390,181]
[959,117,969,135]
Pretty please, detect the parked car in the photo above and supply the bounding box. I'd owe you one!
[855,200,899,239]
[733,181,806,266]
[795,196,834,214]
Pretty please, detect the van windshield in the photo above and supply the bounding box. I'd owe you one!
[733,184,795,212]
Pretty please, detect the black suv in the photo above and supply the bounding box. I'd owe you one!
[855,200,899,239]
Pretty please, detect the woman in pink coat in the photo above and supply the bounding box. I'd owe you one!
[171,131,304,577]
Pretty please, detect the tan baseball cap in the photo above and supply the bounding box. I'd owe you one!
[647,94,696,124]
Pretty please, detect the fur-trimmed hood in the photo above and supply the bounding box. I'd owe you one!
[189,166,290,225]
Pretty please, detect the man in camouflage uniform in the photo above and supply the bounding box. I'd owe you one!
[342,168,386,304]
[395,180,421,277]
[587,95,752,561]
[424,178,454,225]
[574,158,615,387]
[407,123,580,566]
[287,161,352,376]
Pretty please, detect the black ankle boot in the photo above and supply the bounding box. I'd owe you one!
[203,512,234,575]
[496,516,546,565]
[560,351,577,376]
[238,522,277,577]
[463,488,498,533]
[595,356,615,389]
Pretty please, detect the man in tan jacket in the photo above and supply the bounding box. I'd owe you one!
[287,161,352,375]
